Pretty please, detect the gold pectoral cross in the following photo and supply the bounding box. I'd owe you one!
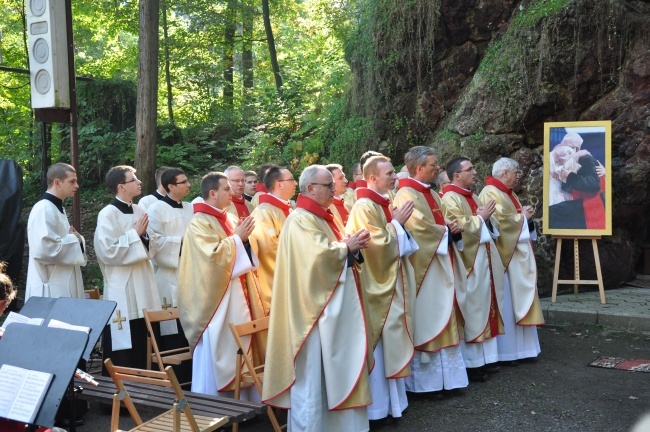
[112,310,126,330]
[162,297,172,310]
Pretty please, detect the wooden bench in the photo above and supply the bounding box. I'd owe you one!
[75,375,265,427]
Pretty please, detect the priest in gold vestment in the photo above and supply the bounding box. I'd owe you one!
[325,164,353,225]
[225,166,255,219]
[249,166,296,315]
[177,172,265,397]
[441,157,505,382]
[346,155,418,422]
[479,158,543,363]
[394,147,469,394]
[263,165,372,432]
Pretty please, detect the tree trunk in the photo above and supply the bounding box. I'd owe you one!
[242,1,254,92]
[261,0,282,94]
[135,0,159,195]
[223,0,236,106]
[162,0,174,123]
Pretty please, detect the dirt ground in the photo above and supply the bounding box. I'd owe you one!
[81,322,650,432]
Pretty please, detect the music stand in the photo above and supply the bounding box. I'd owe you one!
[21,297,116,361]
[0,323,88,429]
[19,297,116,431]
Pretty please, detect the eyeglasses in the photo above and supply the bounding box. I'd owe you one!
[311,182,335,189]
[121,177,139,184]
[172,180,190,185]
[229,179,245,183]
[278,178,296,183]
[423,163,440,168]
[455,166,475,174]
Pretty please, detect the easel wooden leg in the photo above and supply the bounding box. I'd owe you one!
[573,239,580,295]
[552,238,562,303]
[592,239,606,304]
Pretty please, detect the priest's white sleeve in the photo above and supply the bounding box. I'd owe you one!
[30,204,86,266]
[391,220,419,258]
[147,205,182,268]
[231,235,259,278]
[94,213,150,266]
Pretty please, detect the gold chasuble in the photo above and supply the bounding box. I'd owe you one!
[346,188,415,379]
[227,195,254,219]
[394,179,465,352]
[441,185,505,343]
[479,178,544,326]
[262,195,371,410]
[177,203,265,392]
[249,194,292,315]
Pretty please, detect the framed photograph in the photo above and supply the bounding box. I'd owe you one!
[543,120,612,236]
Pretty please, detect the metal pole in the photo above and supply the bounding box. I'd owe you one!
[64,0,80,231]
[41,121,48,193]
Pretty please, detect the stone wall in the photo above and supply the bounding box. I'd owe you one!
[347,0,650,294]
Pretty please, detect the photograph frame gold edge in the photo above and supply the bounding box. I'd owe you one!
[542,120,612,237]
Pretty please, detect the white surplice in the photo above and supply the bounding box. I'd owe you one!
[25,199,86,301]
[94,203,161,351]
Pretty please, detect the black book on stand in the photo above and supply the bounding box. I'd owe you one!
[0,323,88,428]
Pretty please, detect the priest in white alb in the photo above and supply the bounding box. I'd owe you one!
[263,165,372,432]
[346,155,418,423]
[95,165,162,374]
[393,147,469,395]
[177,172,265,397]
[479,158,544,363]
[441,157,505,383]
[138,166,170,211]
[26,163,86,301]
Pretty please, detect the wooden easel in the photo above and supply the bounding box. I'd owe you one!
[551,236,606,304]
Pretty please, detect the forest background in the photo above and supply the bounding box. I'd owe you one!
[1,0,649,293]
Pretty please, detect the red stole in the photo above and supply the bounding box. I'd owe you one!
[399,178,445,225]
[485,177,521,212]
[331,196,350,225]
[442,184,478,214]
[355,179,368,189]
[572,177,606,229]
[231,195,251,218]
[193,202,250,304]
[295,195,343,241]
[348,181,357,189]
[193,203,235,235]
[355,188,392,222]
[259,193,292,217]
[255,183,267,193]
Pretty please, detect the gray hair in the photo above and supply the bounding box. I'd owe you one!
[560,132,583,148]
[404,146,436,176]
[224,166,243,177]
[299,165,327,194]
[492,157,519,177]
[435,171,450,189]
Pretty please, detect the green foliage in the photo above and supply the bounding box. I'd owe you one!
[512,0,572,30]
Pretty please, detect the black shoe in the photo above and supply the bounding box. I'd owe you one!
[467,368,488,383]
[482,364,501,374]
[500,360,519,367]
[369,416,395,430]
[425,390,446,401]
[55,417,85,428]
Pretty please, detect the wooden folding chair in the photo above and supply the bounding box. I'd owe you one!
[104,358,228,432]
[84,286,101,299]
[229,316,285,432]
[143,308,192,385]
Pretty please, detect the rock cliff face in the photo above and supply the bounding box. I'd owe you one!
[346,0,650,293]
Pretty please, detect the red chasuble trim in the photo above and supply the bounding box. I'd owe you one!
[355,188,392,222]
[231,195,251,218]
[485,177,521,212]
[193,203,235,235]
[259,193,291,217]
[399,178,445,225]
[442,184,478,214]
[331,196,350,225]
[295,195,343,241]
[255,183,267,193]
